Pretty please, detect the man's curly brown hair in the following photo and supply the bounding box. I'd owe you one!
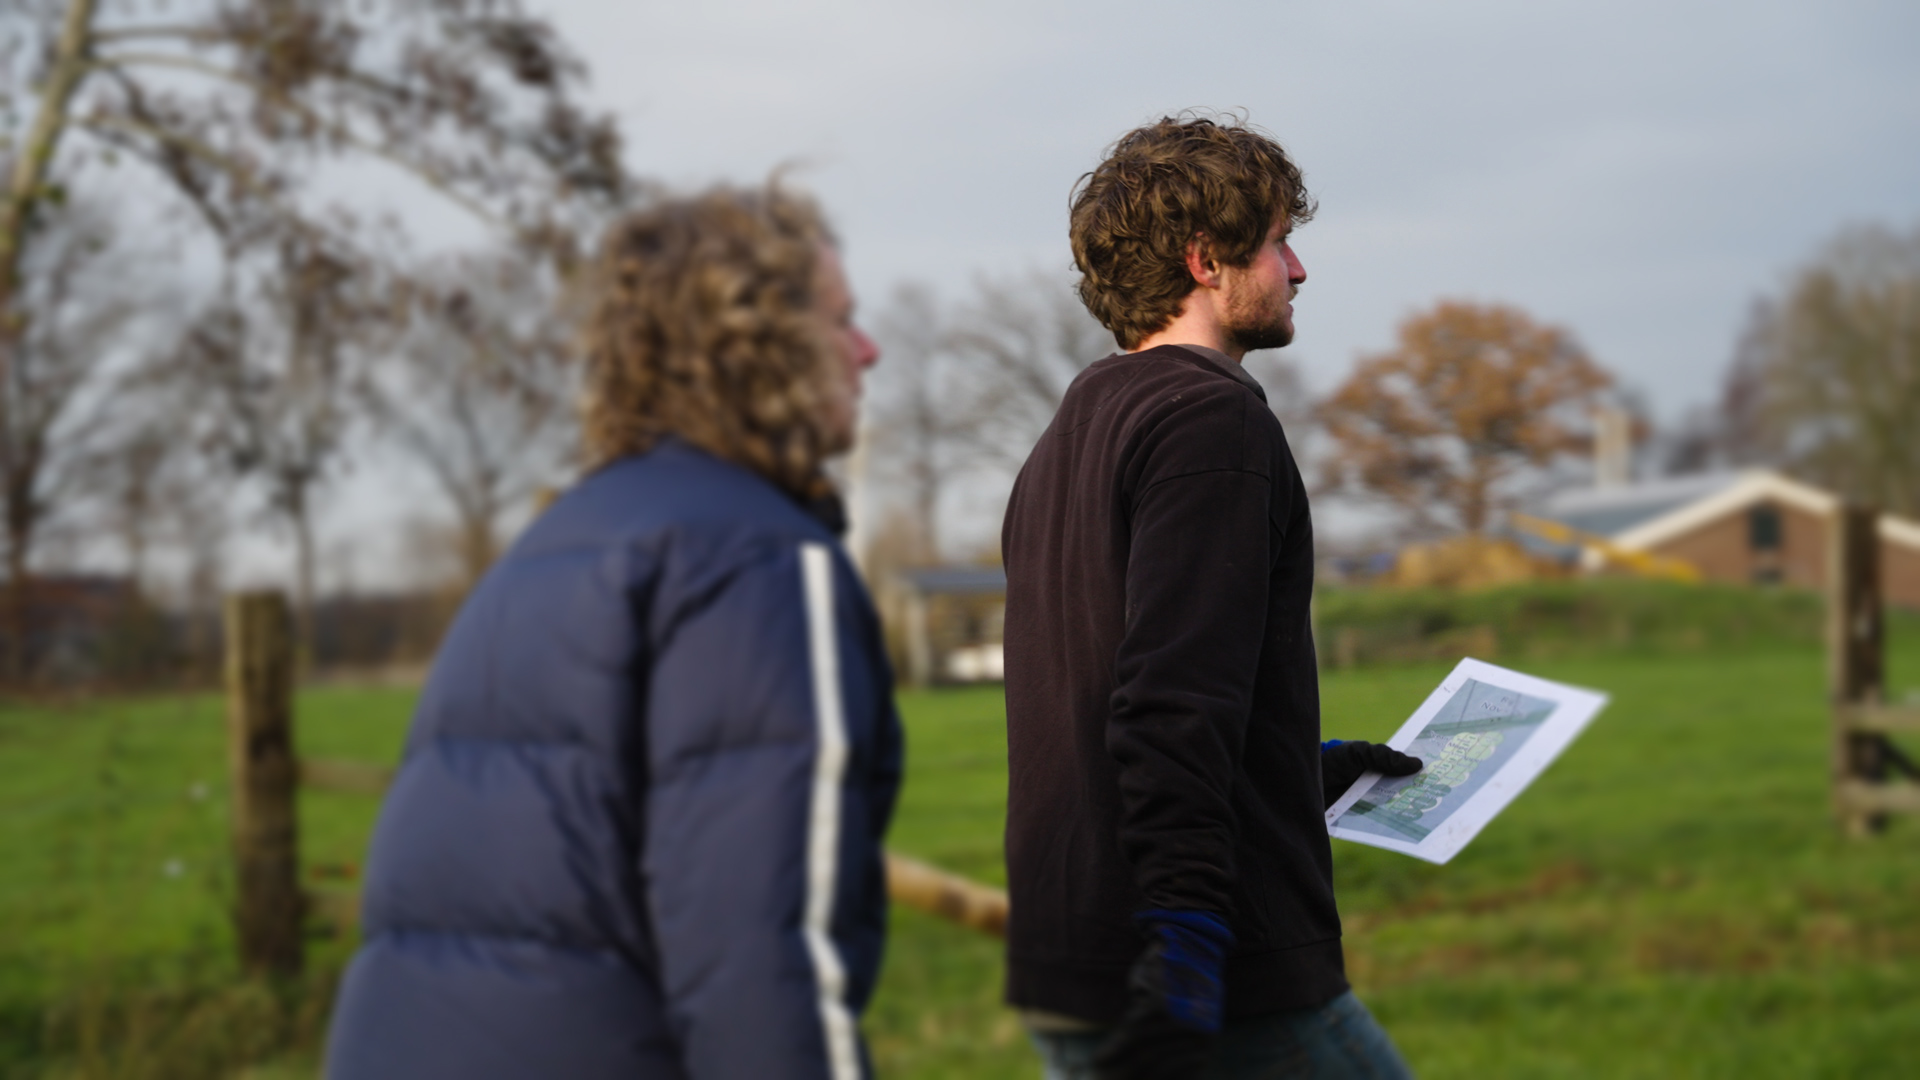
[1069,114,1316,350]
[580,184,838,501]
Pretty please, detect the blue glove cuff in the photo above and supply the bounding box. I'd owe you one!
[1136,910,1234,1032]
[1137,909,1235,951]
[1321,739,1345,752]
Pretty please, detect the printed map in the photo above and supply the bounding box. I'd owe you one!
[1334,678,1556,843]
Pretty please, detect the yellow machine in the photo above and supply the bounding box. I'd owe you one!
[1509,513,1702,583]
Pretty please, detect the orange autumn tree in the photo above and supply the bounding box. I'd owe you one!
[1320,301,1612,534]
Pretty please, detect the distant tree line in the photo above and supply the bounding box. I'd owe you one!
[0,0,625,685]
[862,220,1920,572]
[858,281,1614,571]
[2,4,1909,687]
[858,272,1314,575]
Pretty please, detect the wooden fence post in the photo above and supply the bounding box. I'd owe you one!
[1829,504,1887,838]
[225,590,304,976]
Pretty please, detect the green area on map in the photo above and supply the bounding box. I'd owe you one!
[1337,678,1555,843]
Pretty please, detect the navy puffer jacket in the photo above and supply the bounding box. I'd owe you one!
[325,441,904,1079]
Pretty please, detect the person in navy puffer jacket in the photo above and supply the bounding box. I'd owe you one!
[324,184,903,1080]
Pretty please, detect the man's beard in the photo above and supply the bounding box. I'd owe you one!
[1222,285,1294,353]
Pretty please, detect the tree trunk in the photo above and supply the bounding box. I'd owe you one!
[459,510,496,591]
[0,0,99,342]
[0,442,40,684]
[186,532,223,683]
[0,0,98,684]
[462,475,501,590]
[912,474,940,564]
[1461,454,1504,535]
[289,483,317,676]
[126,530,147,596]
[3,518,27,685]
[1461,475,1488,535]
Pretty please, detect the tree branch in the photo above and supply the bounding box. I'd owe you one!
[89,23,215,45]
[93,51,512,234]
[74,113,290,222]
[0,0,102,329]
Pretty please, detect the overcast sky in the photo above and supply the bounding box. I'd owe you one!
[260,0,1920,588]
[537,0,1919,412]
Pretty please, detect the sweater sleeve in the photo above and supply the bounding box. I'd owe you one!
[1107,385,1275,917]
[643,540,888,1080]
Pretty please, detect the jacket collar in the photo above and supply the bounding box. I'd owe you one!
[803,491,848,536]
[645,435,847,536]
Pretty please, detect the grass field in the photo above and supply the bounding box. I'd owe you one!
[3,615,1918,1077]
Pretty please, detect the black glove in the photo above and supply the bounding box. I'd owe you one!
[1321,740,1423,810]
[1092,911,1233,1080]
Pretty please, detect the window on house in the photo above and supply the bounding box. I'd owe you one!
[1749,505,1783,552]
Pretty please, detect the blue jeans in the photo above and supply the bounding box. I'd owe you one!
[1029,991,1413,1079]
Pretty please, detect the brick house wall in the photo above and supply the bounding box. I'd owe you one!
[1646,499,1920,609]
[1647,499,1824,589]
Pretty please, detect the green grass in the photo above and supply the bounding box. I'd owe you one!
[1320,651,1920,1078]
[3,615,1919,1077]
[0,688,414,1079]
[869,643,1920,1078]
[866,687,1022,1076]
[1315,578,1920,667]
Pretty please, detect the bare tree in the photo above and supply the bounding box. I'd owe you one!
[943,271,1109,475]
[866,283,963,564]
[378,250,575,588]
[0,0,624,670]
[865,272,1107,564]
[61,398,228,678]
[70,362,236,677]
[0,192,153,674]
[864,270,1320,562]
[0,1,625,298]
[168,224,392,652]
[947,273,1317,479]
[1736,224,1920,514]
[82,421,168,592]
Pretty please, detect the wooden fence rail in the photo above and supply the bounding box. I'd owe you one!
[882,853,1009,938]
[223,590,1009,973]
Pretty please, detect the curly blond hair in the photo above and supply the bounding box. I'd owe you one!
[580,185,838,500]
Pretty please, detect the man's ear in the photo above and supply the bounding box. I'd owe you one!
[1184,234,1222,290]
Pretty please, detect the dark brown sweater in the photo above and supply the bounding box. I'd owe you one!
[1000,344,1347,1023]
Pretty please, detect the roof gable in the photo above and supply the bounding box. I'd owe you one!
[1601,470,1920,554]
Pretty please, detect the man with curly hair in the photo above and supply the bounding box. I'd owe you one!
[325,185,902,1080]
[1002,116,1420,1078]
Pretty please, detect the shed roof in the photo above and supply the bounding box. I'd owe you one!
[1540,472,1743,539]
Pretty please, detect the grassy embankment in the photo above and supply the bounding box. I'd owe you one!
[2,581,1918,1077]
